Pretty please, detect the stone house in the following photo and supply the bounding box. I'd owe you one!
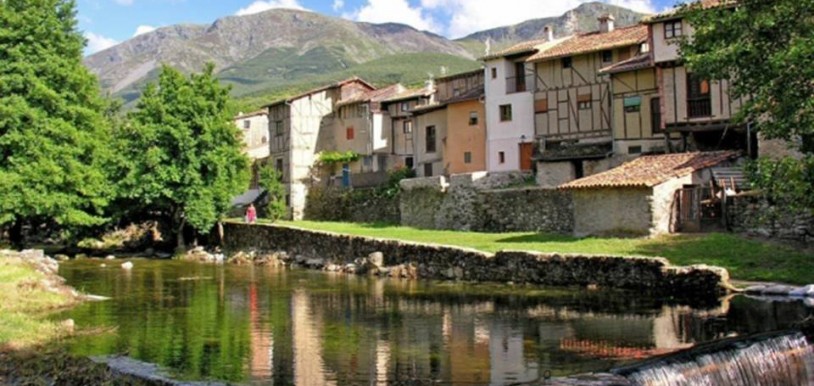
[380,86,435,171]
[437,69,487,175]
[560,151,740,236]
[482,32,563,173]
[234,110,271,161]
[527,17,650,187]
[266,77,375,220]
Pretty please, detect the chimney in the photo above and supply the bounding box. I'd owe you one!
[543,25,554,42]
[598,14,615,33]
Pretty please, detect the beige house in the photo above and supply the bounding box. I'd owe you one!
[560,151,740,236]
[527,17,649,187]
[412,103,448,177]
[436,69,487,174]
[644,3,753,155]
[266,77,375,220]
[234,110,271,161]
[381,87,435,171]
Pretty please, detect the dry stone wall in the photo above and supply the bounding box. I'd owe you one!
[222,222,733,297]
[727,194,813,244]
[304,186,400,224]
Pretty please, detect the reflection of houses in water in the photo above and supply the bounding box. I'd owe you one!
[292,289,336,386]
[248,282,274,379]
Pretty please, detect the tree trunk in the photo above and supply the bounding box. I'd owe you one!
[9,220,23,250]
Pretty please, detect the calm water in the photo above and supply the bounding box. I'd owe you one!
[56,259,813,385]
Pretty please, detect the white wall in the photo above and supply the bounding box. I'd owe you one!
[651,19,694,64]
[235,114,270,160]
[484,58,534,172]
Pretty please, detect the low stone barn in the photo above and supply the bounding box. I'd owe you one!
[559,151,740,236]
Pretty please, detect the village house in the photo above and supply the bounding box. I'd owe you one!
[482,32,563,173]
[410,97,447,177]
[560,151,740,236]
[528,17,650,187]
[380,86,435,171]
[233,110,271,190]
[266,77,375,220]
[329,84,405,186]
[437,69,487,174]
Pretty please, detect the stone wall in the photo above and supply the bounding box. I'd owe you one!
[399,172,574,233]
[222,223,732,297]
[727,194,813,244]
[304,186,400,224]
[572,187,652,237]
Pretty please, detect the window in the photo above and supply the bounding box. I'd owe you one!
[498,151,505,164]
[664,20,683,39]
[261,136,267,144]
[275,120,284,137]
[424,163,433,177]
[243,120,251,129]
[403,120,413,134]
[275,158,284,175]
[405,156,414,169]
[514,62,526,92]
[624,96,642,113]
[535,99,549,114]
[284,194,290,207]
[628,145,642,154]
[469,112,478,126]
[464,152,472,164]
[401,102,410,112]
[651,97,663,133]
[562,57,572,69]
[601,50,613,63]
[346,127,355,140]
[426,125,436,153]
[577,94,592,110]
[499,104,512,121]
[687,74,712,118]
[491,68,497,79]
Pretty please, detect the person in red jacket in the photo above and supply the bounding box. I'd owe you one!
[245,203,257,224]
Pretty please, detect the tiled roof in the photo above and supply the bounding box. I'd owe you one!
[481,38,568,61]
[235,110,267,119]
[644,0,734,23]
[336,84,404,107]
[265,77,375,107]
[599,53,652,74]
[441,86,484,105]
[410,102,447,115]
[382,86,434,104]
[436,68,483,82]
[526,25,648,62]
[559,151,740,190]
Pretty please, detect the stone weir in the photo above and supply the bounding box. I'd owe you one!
[222,223,734,297]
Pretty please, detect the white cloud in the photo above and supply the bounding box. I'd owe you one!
[84,32,119,54]
[114,0,134,5]
[235,0,307,16]
[346,0,440,34]
[133,25,156,37]
[418,0,656,38]
[332,0,344,12]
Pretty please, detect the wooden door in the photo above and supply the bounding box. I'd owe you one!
[677,187,701,233]
[519,143,533,171]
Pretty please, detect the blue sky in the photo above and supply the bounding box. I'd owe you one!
[79,0,677,55]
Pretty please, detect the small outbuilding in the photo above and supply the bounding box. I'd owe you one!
[560,151,740,236]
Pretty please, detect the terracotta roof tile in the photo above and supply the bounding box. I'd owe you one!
[265,77,375,107]
[599,53,652,74]
[481,38,568,61]
[644,0,735,23]
[382,86,434,104]
[527,25,648,62]
[559,151,740,189]
[336,84,404,107]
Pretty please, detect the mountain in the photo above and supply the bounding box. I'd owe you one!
[85,9,474,104]
[456,2,646,56]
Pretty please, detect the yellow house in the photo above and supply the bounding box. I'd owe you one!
[436,69,487,174]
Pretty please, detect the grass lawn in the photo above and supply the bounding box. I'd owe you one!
[272,220,814,285]
[0,257,76,349]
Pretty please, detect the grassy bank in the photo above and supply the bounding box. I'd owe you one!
[0,255,77,350]
[271,221,814,285]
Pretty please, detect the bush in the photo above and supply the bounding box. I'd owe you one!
[259,166,287,221]
[745,156,814,213]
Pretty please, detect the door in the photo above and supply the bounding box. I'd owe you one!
[519,143,534,171]
[676,187,701,232]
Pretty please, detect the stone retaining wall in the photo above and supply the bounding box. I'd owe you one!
[222,223,732,296]
[727,194,813,244]
[304,186,400,224]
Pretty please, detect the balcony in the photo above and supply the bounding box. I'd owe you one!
[506,75,535,94]
[688,97,712,118]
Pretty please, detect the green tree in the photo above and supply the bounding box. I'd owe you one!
[119,64,250,250]
[258,165,287,221]
[0,0,114,246]
[679,0,814,149]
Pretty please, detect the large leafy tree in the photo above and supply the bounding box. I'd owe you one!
[0,0,113,245]
[679,0,814,151]
[119,64,250,249]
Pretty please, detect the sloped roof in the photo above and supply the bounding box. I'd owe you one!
[599,53,652,74]
[560,151,740,190]
[234,110,268,119]
[644,0,735,23]
[481,38,569,61]
[526,25,648,62]
[441,86,484,105]
[436,68,483,82]
[336,84,404,107]
[382,86,434,104]
[265,77,375,107]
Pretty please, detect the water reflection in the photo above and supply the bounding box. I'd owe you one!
[57,259,813,385]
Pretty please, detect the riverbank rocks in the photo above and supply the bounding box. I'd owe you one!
[1,249,82,303]
[221,223,735,297]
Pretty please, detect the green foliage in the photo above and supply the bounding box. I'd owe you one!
[745,156,814,213]
[0,0,114,236]
[318,150,361,165]
[680,0,814,151]
[378,166,416,198]
[258,165,287,221]
[117,64,250,243]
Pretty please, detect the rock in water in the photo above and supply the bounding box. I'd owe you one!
[106,255,116,260]
[121,261,134,270]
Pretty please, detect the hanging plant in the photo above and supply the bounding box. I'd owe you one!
[318,151,361,165]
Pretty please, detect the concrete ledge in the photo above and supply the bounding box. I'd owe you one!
[222,223,733,297]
